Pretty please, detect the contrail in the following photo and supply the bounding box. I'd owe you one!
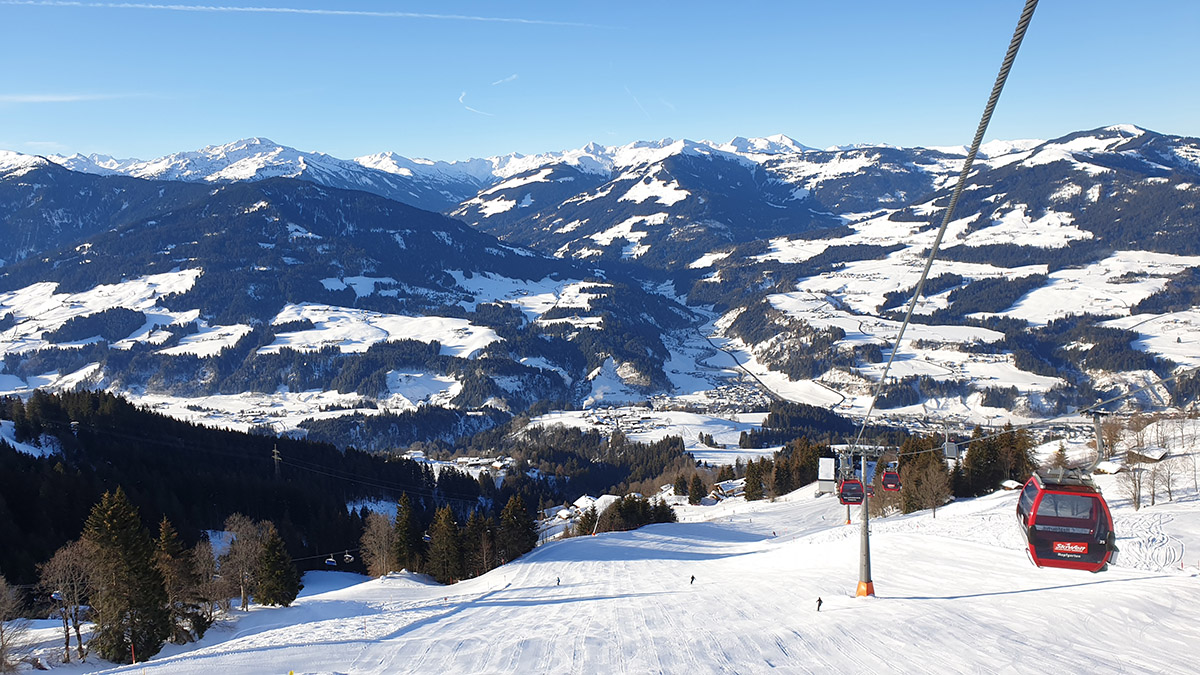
[458,92,494,117]
[491,74,519,86]
[1,1,603,27]
[624,85,651,121]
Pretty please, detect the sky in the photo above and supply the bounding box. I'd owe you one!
[1,0,1197,162]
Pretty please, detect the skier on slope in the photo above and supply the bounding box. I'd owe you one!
[816,597,823,612]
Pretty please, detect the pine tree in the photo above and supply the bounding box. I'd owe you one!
[498,496,537,564]
[255,524,301,607]
[673,475,688,498]
[772,459,794,497]
[688,475,706,505]
[575,505,598,537]
[651,498,677,524]
[461,511,488,579]
[155,517,208,644]
[393,494,424,573]
[1049,441,1070,469]
[963,426,1002,495]
[744,460,764,501]
[425,506,461,584]
[81,488,170,664]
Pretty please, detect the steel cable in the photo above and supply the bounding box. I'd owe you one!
[852,0,1041,450]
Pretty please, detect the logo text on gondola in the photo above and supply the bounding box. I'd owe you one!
[1053,541,1088,555]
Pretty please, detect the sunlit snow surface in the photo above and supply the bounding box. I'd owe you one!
[0,269,203,354]
[25,454,1200,674]
[261,303,500,357]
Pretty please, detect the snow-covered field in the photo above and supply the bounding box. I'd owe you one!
[529,407,778,465]
[20,470,1200,674]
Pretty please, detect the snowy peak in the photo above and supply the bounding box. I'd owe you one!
[46,138,490,212]
[719,134,815,155]
[0,149,50,177]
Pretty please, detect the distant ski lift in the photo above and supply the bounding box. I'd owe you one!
[881,470,901,492]
[324,555,337,567]
[70,421,80,435]
[943,441,959,460]
[342,551,354,564]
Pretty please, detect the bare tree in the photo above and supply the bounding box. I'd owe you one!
[0,574,30,673]
[1101,418,1124,459]
[1161,456,1182,502]
[1118,464,1144,511]
[902,456,951,518]
[220,514,268,611]
[1146,462,1161,507]
[192,539,231,623]
[360,512,397,578]
[38,540,92,663]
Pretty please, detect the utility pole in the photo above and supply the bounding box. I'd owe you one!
[273,444,281,479]
[857,450,874,597]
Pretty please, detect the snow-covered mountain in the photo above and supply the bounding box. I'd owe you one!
[3,124,1200,442]
[51,138,492,213]
[43,134,824,215]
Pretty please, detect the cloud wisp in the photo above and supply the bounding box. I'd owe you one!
[3,1,603,27]
[458,92,494,117]
[0,93,135,103]
[491,74,519,86]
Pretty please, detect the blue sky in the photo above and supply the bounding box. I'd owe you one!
[1,1,1196,161]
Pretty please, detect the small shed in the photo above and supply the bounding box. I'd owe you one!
[1127,446,1170,463]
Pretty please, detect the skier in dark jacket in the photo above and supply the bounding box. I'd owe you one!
[816,597,823,612]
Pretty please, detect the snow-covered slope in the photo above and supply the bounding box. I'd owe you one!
[23,471,1200,673]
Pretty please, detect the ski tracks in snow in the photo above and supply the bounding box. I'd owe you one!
[1114,511,1185,571]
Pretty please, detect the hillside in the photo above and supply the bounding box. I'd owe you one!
[19,464,1200,673]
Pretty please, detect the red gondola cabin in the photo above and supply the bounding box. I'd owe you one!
[838,479,865,505]
[881,471,901,492]
[1016,471,1116,572]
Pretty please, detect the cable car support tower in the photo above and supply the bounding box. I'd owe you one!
[844,0,1040,597]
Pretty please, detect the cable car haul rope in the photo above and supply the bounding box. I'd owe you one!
[846,0,1043,596]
